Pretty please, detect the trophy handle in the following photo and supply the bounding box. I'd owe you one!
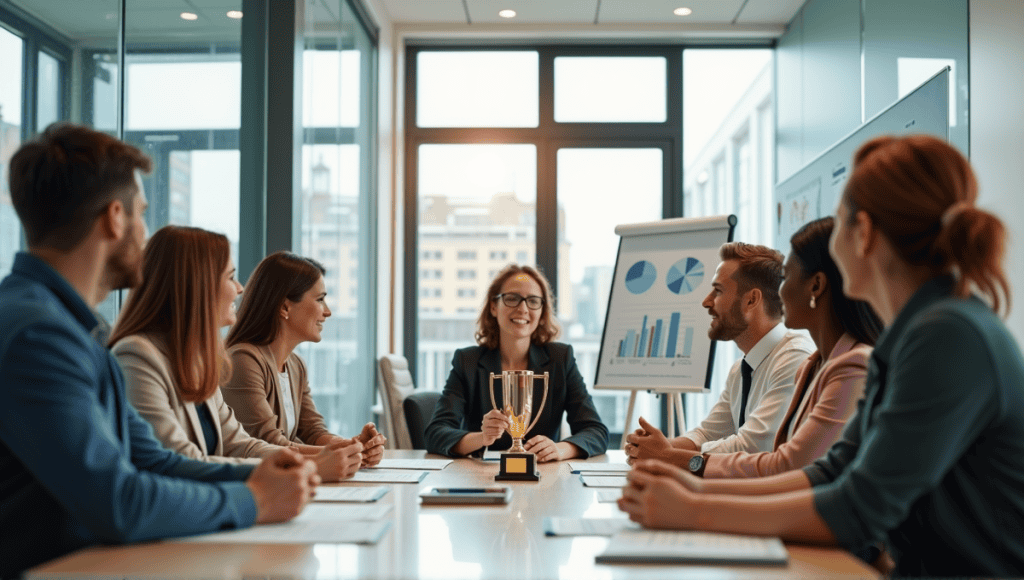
[524,373,549,436]
[489,372,500,412]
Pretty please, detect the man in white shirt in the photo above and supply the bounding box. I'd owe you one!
[625,242,813,473]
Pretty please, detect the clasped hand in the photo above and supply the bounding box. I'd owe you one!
[623,416,675,465]
[617,459,704,529]
[247,447,319,524]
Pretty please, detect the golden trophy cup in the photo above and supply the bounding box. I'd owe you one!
[489,369,549,481]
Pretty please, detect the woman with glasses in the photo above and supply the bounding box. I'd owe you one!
[425,264,608,461]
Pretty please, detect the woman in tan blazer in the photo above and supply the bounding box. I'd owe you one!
[110,226,363,481]
[223,251,385,467]
[626,217,882,478]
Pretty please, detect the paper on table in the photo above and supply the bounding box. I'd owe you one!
[313,486,389,502]
[297,503,392,521]
[596,530,789,565]
[175,519,391,545]
[580,475,628,488]
[368,458,452,470]
[568,462,630,474]
[544,517,639,537]
[345,470,428,483]
[595,489,622,503]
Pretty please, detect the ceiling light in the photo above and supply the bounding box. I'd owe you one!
[673,7,693,16]
[226,10,243,19]
[180,12,198,21]
[498,9,517,18]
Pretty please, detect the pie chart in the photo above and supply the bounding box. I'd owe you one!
[667,257,704,294]
[625,260,657,294]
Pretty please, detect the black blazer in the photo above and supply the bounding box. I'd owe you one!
[425,342,608,458]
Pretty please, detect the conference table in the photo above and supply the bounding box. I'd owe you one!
[28,450,880,579]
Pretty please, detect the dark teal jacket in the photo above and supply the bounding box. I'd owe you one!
[0,253,257,579]
[806,276,1024,577]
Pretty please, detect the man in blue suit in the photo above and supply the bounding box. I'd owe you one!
[0,124,319,579]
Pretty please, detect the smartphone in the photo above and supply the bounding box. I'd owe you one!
[419,486,512,505]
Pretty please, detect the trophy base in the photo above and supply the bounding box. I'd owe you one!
[495,452,540,481]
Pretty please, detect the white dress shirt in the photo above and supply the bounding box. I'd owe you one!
[279,369,298,441]
[682,323,814,453]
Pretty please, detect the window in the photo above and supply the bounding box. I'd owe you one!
[295,0,377,437]
[457,250,478,260]
[682,49,773,429]
[457,269,475,279]
[457,288,476,298]
[408,45,774,441]
[0,24,24,279]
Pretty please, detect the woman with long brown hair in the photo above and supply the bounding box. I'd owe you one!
[110,226,363,481]
[618,135,1024,577]
[424,264,608,461]
[223,251,384,465]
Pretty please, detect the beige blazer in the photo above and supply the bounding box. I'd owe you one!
[704,333,871,478]
[112,333,278,464]
[222,343,331,446]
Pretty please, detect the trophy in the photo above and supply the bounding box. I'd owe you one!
[489,370,549,481]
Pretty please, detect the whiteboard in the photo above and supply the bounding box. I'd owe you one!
[594,215,737,394]
[775,67,950,249]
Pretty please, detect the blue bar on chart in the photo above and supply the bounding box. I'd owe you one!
[651,319,663,357]
[665,312,680,358]
[637,316,649,359]
[617,313,691,358]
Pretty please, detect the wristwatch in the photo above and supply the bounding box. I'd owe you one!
[688,453,709,477]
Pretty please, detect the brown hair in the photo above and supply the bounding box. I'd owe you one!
[9,122,151,250]
[475,264,561,350]
[109,226,231,403]
[226,251,326,348]
[719,242,785,319]
[842,134,1010,315]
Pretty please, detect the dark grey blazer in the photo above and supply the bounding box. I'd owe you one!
[425,342,608,458]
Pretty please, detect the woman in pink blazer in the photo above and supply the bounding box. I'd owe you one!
[628,217,882,478]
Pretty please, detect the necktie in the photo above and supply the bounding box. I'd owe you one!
[738,360,753,428]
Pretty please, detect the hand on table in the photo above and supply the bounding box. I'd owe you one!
[314,438,363,481]
[617,459,697,529]
[354,423,386,467]
[247,448,319,524]
[624,416,674,465]
[480,408,511,447]
[524,435,562,462]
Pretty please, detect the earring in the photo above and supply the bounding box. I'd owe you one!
[285,315,289,320]
[809,295,816,309]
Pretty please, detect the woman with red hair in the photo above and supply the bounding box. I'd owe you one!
[619,135,1024,577]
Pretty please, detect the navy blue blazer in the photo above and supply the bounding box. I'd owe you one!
[425,342,608,458]
[0,253,257,579]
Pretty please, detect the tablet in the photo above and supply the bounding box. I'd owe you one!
[419,486,512,505]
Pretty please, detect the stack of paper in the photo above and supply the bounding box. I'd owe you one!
[596,529,789,565]
[174,504,393,545]
[580,475,628,488]
[543,517,639,537]
[346,470,429,483]
[595,489,622,503]
[367,458,452,471]
[313,486,389,503]
[568,462,630,475]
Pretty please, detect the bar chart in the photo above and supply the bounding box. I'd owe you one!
[616,312,695,359]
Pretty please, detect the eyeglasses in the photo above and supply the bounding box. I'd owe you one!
[495,293,544,310]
